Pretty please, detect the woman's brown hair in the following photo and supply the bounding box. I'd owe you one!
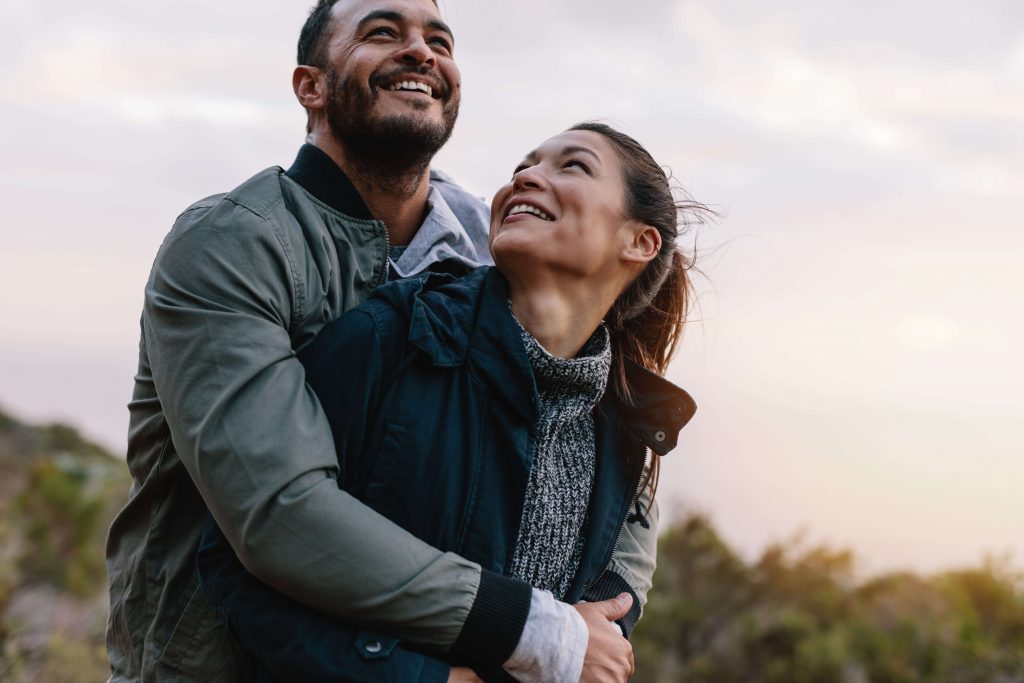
[569,122,712,512]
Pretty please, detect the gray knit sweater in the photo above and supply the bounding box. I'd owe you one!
[508,317,612,599]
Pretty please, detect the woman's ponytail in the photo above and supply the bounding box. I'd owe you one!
[568,122,713,512]
[607,248,692,402]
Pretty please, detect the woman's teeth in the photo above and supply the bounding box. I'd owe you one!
[507,204,553,221]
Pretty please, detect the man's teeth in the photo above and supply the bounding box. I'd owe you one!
[388,81,433,97]
[508,204,553,221]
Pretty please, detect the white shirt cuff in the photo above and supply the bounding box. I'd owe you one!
[502,588,588,683]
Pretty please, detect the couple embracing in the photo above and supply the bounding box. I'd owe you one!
[105,1,703,681]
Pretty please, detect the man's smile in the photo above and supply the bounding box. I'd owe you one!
[376,71,445,100]
[387,80,433,97]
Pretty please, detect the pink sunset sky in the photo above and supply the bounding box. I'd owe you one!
[1,0,1022,574]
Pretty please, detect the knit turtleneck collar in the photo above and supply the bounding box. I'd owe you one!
[512,310,612,407]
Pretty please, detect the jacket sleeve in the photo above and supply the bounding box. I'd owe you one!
[198,515,450,683]
[581,484,659,637]
[145,205,530,664]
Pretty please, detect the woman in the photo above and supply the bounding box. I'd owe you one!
[198,122,703,682]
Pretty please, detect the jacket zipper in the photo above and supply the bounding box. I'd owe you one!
[374,220,391,288]
[584,448,649,594]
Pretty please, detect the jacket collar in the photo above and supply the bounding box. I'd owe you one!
[396,266,696,453]
[285,144,374,220]
[605,359,697,455]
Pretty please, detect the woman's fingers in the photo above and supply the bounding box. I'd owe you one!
[447,666,484,683]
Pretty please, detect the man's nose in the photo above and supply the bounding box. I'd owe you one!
[396,34,436,67]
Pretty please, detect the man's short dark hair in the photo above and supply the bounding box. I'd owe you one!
[297,0,442,67]
[298,0,343,67]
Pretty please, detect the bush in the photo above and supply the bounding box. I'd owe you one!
[14,459,106,597]
[631,512,1024,683]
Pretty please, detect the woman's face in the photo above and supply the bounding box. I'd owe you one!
[489,130,638,282]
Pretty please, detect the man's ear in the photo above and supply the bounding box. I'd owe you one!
[622,223,661,265]
[293,65,325,111]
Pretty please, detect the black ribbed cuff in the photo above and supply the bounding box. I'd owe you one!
[584,571,642,638]
[448,569,532,666]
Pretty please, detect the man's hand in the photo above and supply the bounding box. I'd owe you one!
[447,666,484,682]
[573,593,634,683]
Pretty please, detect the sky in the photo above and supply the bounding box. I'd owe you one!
[1,0,1022,574]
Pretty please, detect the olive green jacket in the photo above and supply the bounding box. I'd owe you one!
[104,150,659,683]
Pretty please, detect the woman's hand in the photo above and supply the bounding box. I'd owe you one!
[574,593,634,682]
[448,666,484,682]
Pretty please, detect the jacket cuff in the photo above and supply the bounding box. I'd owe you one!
[585,571,642,637]
[448,569,532,665]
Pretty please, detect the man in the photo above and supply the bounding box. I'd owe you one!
[105,1,651,681]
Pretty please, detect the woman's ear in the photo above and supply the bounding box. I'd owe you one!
[622,223,662,265]
[293,65,325,111]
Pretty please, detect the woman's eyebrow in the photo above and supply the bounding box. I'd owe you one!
[560,146,601,163]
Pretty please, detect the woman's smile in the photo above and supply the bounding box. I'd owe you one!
[502,200,556,223]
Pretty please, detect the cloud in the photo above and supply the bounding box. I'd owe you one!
[896,314,959,351]
[114,95,271,126]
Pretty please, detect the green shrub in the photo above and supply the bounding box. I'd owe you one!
[14,459,106,597]
[631,512,1024,683]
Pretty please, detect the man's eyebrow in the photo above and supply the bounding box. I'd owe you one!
[356,9,404,30]
[356,9,455,43]
[428,19,454,43]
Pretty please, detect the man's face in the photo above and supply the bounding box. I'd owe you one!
[321,0,460,157]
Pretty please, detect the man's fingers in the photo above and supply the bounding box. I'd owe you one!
[575,596,635,683]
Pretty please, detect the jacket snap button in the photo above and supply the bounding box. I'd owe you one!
[654,430,666,442]
[365,641,382,654]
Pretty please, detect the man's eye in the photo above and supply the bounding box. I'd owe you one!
[369,26,397,38]
[429,37,453,52]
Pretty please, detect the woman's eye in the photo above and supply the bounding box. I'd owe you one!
[565,159,590,173]
[511,164,529,178]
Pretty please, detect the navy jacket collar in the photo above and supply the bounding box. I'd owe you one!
[391,266,697,454]
[611,357,696,455]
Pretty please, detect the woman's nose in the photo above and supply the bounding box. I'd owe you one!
[512,167,545,191]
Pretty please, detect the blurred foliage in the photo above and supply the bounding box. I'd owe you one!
[0,404,129,683]
[37,631,110,683]
[0,406,113,465]
[15,459,106,597]
[1,403,1023,681]
[0,518,22,682]
[632,513,1024,683]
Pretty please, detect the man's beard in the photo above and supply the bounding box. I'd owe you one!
[325,67,458,184]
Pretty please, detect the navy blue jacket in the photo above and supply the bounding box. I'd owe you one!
[197,266,696,682]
